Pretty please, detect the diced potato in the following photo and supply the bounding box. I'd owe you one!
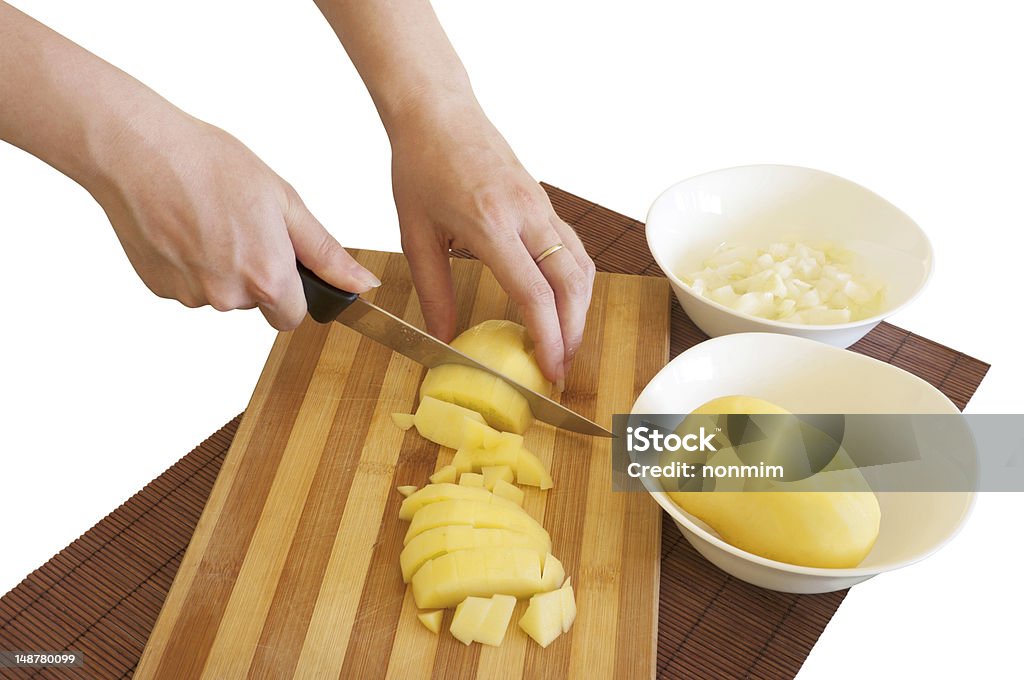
[396,485,418,498]
[540,553,565,591]
[459,472,485,488]
[400,525,551,582]
[412,546,563,609]
[519,578,576,648]
[417,610,443,634]
[429,465,459,485]
[391,412,415,431]
[450,596,492,645]
[413,396,486,450]
[454,440,520,471]
[398,482,520,521]
[516,449,554,490]
[481,465,514,490]
[491,479,525,506]
[420,320,552,434]
[404,498,548,546]
[460,418,505,450]
[453,439,553,490]
[477,594,517,646]
[451,449,473,475]
[558,578,576,632]
[518,590,561,648]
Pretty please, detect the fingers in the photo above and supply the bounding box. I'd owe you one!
[474,231,566,383]
[403,225,457,342]
[549,217,597,367]
[519,218,594,378]
[286,197,381,294]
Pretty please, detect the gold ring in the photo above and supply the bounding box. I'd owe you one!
[534,243,564,264]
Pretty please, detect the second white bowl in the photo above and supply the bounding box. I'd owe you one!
[632,333,974,593]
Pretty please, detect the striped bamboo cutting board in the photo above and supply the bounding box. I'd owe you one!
[134,249,670,680]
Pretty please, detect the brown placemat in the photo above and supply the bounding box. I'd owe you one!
[0,184,989,680]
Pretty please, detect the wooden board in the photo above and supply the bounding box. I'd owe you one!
[132,250,670,679]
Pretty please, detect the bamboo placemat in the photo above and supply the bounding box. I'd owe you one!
[0,184,989,679]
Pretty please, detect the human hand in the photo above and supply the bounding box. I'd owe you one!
[88,105,380,330]
[388,99,595,384]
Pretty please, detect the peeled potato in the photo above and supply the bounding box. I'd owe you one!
[667,395,881,569]
[420,320,551,434]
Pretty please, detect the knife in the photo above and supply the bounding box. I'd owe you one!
[298,262,613,438]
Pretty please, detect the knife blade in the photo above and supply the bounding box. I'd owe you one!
[298,262,613,438]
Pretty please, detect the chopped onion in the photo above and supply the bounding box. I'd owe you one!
[680,240,885,324]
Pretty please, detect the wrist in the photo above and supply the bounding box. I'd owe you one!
[72,87,189,199]
[377,75,480,141]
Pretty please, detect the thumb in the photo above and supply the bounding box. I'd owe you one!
[287,201,381,293]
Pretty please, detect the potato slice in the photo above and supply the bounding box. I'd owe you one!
[429,465,459,485]
[398,483,519,521]
[452,441,519,473]
[519,577,575,648]
[559,578,577,632]
[391,413,415,431]
[412,546,563,609]
[481,465,514,490]
[413,396,486,450]
[450,596,491,645]
[404,498,548,546]
[420,320,552,434]
[540,553,565,590]
[459,472,485,488]
[460,418,505,450]
[449,594,517,646]
[400,525,551,582]
[417,610,443,634]
[491,479,525,506]
[476,594,517,646]
[518,590,561,648]
[396,485,418,498]
[516,449,554,490]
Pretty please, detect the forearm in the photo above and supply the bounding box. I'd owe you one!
[313,0,477,134]
[0,2,170,193]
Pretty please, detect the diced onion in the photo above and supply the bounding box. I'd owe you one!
[680,241,885,324]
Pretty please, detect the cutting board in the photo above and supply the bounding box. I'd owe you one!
[134,249,670,679]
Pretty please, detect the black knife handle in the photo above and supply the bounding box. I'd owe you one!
[297,261,359,323]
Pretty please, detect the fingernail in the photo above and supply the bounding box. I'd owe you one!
[554,378,566,393]
[360,270,382,289]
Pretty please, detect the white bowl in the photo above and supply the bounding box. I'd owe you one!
[632,333,974,593]
[646,165,933,348]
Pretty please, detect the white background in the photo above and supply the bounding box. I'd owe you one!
[1,1,1021,677]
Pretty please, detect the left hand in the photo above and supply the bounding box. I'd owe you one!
[388,98,595,384]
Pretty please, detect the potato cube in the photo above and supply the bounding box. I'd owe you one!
[417,610,443,634]
[429,464,458,485]
[481,465,514,490]
[459,472,485,488]
[491,479,525,506]
[391,413,415,431]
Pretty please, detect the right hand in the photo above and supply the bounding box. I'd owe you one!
[89,106,379,330]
